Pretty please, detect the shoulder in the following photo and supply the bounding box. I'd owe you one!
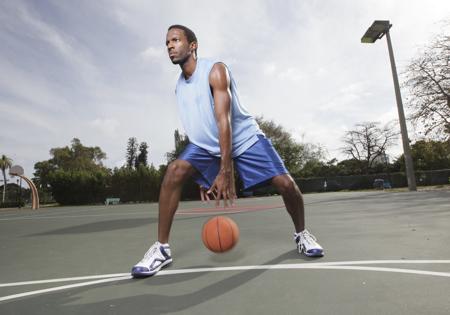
[209,62,230,81]
[199,58,229,72]
[211,62,228,72]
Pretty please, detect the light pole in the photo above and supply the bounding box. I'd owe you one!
[19,177,22,208]
[16,178,19,207]
[361,20,417,191]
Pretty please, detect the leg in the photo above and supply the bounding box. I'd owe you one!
[131,159,203,277]
[158,159,196,243]
[272,174,323,256]
[271,174,305,233]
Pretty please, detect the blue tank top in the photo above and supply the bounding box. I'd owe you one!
[175,58,263,157]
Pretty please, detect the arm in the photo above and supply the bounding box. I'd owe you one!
[206,63,236,206]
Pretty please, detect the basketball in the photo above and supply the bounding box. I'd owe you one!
[202,216,239,253]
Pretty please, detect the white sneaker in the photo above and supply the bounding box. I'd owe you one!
[294,230,324,257]
[131,241,172,278]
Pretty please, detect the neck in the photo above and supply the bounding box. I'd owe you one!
[180,56,197,79]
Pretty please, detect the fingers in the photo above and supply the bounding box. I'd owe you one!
[231,191,237,206]
[223,189,229,208]
[206,177,237,208]
[200,186,205,202]
[201,190,212,203]
[207,183,216,196]
[215,189,221,207]
[200,185,214,203]
[209,177,224,207]
[223,187,236,208]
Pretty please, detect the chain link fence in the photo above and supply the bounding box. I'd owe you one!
[294,169,450,193]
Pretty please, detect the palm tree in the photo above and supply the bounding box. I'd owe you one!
[0,155,13,203]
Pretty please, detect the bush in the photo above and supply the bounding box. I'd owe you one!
[48,169,110,205]
[0,201,25,208]
[110,165,162,203]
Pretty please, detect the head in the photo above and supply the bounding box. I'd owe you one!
[166,25,198,65]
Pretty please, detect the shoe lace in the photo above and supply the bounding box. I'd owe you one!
[301,230,317,244]
[295,230,317,251]
[140,243,159,263]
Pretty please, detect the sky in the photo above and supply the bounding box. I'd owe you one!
[1,0,449,180]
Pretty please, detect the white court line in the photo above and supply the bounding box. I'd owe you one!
[296,260,450,266]
[0,273,129,288]
[1,260,450,303]
[0,276,131,302]
[2,260,449,288]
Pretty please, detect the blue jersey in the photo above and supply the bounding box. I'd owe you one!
[175,58,263,157]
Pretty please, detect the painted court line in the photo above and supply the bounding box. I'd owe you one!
[178,204,284,213]
[2,260,449,288]
[0,273,129,288]
[177,204,285,215]
[1,260,449,303]
[0,276,131,303]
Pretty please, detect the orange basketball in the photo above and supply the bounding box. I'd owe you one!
[202,216,239,253]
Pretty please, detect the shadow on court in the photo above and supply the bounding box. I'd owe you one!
[27,215,205,236]
[0,251,319,314]
[28,218,159,236]
[1,191,449,314]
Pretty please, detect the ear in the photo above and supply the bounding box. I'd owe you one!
[190,41,198,52]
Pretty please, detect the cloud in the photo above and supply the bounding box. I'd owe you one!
[140,46,166,61]
[277,67,306,82]
[263,63,277,75]
[1,0,449,175]
[14,1,102,86]
[0,60,70,113]
[90,118,120,136]
[0,101,57,133]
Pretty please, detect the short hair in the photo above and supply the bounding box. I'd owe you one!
[168,24,198,55]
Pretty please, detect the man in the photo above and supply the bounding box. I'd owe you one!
[131,25,323,278]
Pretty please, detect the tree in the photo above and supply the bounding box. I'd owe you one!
[336,158,367,175]
[32,160,55,204]
[110,164,162,203]
[49,138,106,171]
[403,25,450,140]
[34,139,109,205]
[341,122,399,174]
[48,168,110,205]
[126,137,138,169]
[33,160,56,202]
[136,142,149,168]
[394,139,450,171]
[166,129,190,163]
[0,155,13,203]
[256,116,325,175]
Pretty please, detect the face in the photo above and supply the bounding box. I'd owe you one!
[166,28,196,65]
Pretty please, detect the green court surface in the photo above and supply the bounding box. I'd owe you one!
[0,190,449,314]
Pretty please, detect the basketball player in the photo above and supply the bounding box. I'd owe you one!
[131,25,323,277]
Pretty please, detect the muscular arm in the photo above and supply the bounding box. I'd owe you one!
[205,63,236,206]
[209,63,232,171]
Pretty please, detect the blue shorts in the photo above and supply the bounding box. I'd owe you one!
[179,135,288,190]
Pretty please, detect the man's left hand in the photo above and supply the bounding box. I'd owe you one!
[207,166,237,207]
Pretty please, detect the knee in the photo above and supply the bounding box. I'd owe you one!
[274,175,298,195]
[163,160,190,186]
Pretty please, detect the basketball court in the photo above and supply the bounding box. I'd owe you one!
[0,190,449,314]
